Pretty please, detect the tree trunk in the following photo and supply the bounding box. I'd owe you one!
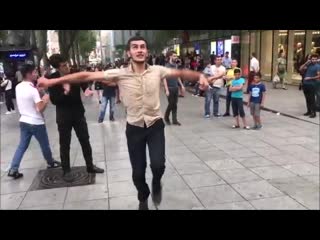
[75,41,81,67]
[58,30,78,60]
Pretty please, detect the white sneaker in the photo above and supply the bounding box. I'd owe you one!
[5,111,11,115]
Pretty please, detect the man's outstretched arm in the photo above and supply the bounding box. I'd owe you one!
[37,71,114,89]
[166,69,209,89]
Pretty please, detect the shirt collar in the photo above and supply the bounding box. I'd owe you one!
[128,61,150,74]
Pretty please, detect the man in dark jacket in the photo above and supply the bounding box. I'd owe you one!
[48,54,104,182]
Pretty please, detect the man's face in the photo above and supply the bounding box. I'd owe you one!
[225,53,229,58]
[215,57,222,66]
[170,53,178,63]
[234,72,241,79]
[310,57,318,64]
[26,70,38,82]
[58,62,70,75]
[231,60,238,68]
[254,76,260,83]
[127,40,148,63]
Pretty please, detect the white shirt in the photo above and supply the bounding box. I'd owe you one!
[210,65,226,88]
[1,79,12,91]
[250,57,260,72]
[15,81,45,125]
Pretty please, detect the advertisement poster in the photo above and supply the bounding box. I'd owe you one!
[217,40,224,56]
[210,41,216,54]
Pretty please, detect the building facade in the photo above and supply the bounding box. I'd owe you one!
[240,30,320,84]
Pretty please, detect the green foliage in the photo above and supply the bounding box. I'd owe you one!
[77,30,96,58]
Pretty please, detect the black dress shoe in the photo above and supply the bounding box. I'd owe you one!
[172,121,181,126]
[63,171,74,182]
[303,112,311,116]
[138,200,149,210]
[223,113,230,117]
[309,113,316,118]
[87,165,104,174]
[164,119,171,125]
[8,170,23,179]
[151,181,162,206]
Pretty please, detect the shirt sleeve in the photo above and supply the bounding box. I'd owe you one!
[156,66,173,79]
[32,87,42,104]
[262,84,266,92]
[103,68,122,81]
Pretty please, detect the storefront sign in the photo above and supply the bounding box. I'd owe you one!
[231,35,240,44]
[6,51,29,60]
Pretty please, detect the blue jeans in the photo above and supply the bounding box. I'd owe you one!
[98,95,115,121]
[11,122,54,171]
[204,87,221,116]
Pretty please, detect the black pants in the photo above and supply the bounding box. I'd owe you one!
[232,98,245,118]
[5,90,14,111]
[164,87,179,122]
[57,115,93,172]
[303,84,316,114]
[126,119,166,202]
[225,87,232,114]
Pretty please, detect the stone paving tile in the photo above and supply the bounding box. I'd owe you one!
[249,196,306,210]
[1,192,26,210]
[231,180,285,200]
[193,185,245,207]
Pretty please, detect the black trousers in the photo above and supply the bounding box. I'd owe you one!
[225,87,232,114]
[5,90,14,111]
[126,119,166,202]
[303,84,316,114]
[57,115,93,172]
[164,87,179,122]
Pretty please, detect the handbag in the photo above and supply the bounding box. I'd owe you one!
[272,74,280,83]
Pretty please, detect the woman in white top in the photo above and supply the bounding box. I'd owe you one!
[0,76,15,114]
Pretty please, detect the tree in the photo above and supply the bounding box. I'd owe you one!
[151,30,180,53]
[34,30,49,68]
[58,30,79,60]
[0,30,8,46]
[76,30,96,61]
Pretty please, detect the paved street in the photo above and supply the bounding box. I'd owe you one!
[1,89,319,210]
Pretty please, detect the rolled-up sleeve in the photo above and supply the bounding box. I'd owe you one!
[103,69,121,81]
[155,66,173,79]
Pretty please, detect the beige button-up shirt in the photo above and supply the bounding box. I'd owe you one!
[103,64,172,128]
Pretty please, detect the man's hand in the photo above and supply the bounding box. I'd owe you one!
[84,88,94,97]
[165,89,170,97]
[181,86,186,95]
[199,74,209,91]
[37,77,50,89]
[304,77,311,80]
[63,83,71,95]
[42,93,50,103]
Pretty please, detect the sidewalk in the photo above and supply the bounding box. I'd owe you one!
[188,81,319,125]
[1,91,319,210]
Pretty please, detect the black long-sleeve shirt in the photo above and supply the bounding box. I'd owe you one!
[48,71,88,123]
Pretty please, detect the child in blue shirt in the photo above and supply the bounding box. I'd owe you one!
[229,69,250,129]
[247,72,266,129]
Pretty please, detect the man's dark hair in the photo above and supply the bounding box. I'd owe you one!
[251,52,256,58]
[126,36,148,51]
[20,64,35,78]
[49,54,67,69]
[254,72,262,78]
[168,51,177,57]
[310,53,319,59]
[234,68,241,74]
[225,51,229,54]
